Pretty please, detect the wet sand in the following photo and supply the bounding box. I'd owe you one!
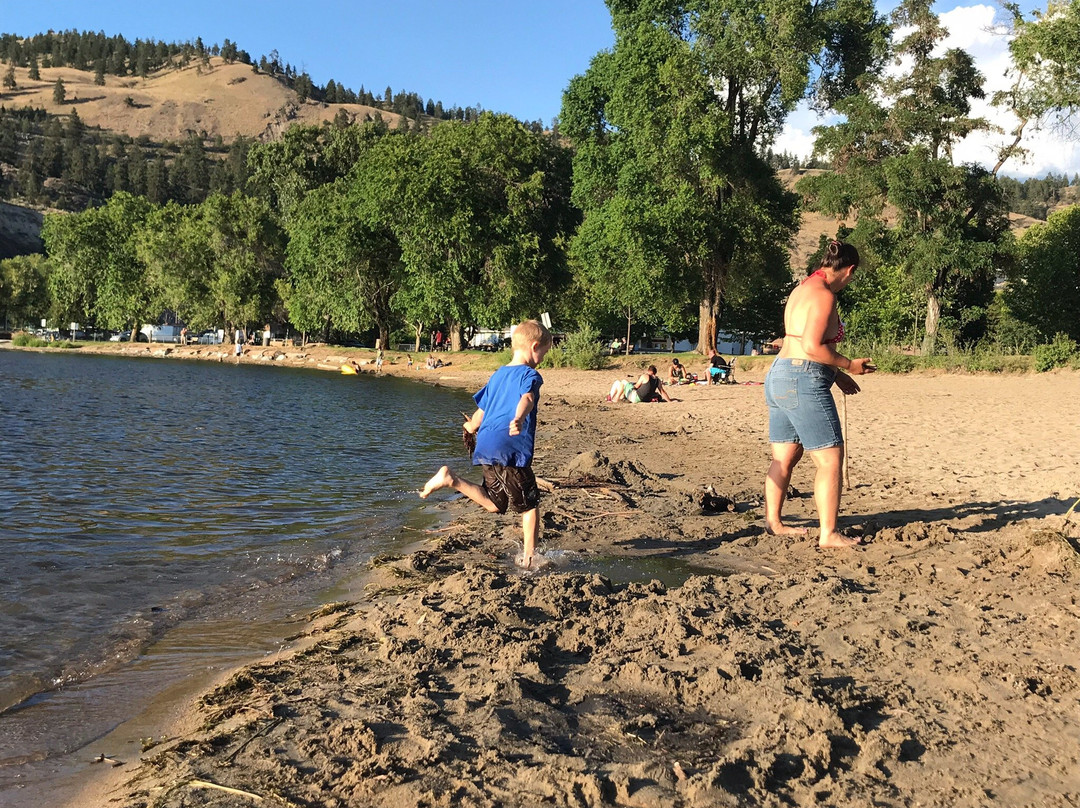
[18,342,1078,807]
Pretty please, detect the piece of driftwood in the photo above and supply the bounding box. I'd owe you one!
[91,753,123,767]
[536,476,628,491]
[188,779,265,801]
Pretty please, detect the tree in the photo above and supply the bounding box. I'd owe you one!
[0,254,52,329]
[1010,204,1080,341]
[200,193,286,338]
[562,0,888,351]
[285,180,402,346]
[2,64,15,91]
[42,192,157,334]
[53,77,66,105]
[358,115,576,351]
[28,55,40,80]
[992,0,1080,174]
[802,0,1011,352]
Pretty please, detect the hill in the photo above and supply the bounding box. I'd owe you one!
[2,57,404,144]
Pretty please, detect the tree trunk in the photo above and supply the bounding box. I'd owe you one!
[449,321,463,352]
[378,323,390,352]
[922,291,941,355]
[413,321,424,353]
[322,315,331,345]
[697,297,720,354]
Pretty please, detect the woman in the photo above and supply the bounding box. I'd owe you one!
[764,241,875,548]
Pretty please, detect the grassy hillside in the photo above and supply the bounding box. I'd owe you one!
[1,57,404,143]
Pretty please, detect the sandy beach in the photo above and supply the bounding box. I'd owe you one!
[22,342,1078,807]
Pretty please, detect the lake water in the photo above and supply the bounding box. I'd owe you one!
[0,349,473,801]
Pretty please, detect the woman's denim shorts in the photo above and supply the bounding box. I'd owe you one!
[764,358,843,450]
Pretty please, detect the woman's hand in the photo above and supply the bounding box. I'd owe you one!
[834,371,861,395]
[847,357,876,375]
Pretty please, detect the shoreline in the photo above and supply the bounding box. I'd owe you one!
[7,342,1079,806]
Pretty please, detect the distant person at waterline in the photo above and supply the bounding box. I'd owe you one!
[420,320,552,570]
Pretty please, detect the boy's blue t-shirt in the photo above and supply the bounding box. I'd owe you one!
[472,364,543,467]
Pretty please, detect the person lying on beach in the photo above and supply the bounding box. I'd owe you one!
[420,319,552,569]
[607,366,674,403]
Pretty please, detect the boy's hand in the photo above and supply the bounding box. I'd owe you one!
[509,417,523,436]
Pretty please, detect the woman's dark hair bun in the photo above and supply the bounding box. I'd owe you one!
[820,240,860,272]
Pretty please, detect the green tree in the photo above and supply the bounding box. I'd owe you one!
[28,55,40,81]
[802,0,1010,352]
[1010,204,1080,341]
[562,0,888,351]
[200,192,286,339]
[42,192,156,334]
[53,77,66,105]
[992,0,1080,173]
[2,63,15,91]
[136,201,216,330]
[0,254,52,329]
[359,114,575,350]
[285,180,402,345]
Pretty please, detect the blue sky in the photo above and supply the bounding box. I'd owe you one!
[4,1,1072,177]
[2,0,615,125]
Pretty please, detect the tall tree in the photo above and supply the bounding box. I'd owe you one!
[42,192,156,334]
[52,77,66,105]
[802,0,1010,352]
[1010,203,1080,341]
[562,0,888,351]
[285,180,402,346]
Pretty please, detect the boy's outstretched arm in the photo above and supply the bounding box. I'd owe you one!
[508,392,536,436]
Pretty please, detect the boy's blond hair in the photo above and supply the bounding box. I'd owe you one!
[512,319,553,350]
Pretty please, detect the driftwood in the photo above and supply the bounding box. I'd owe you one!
[536,476,628,492]
[187,779,266,801]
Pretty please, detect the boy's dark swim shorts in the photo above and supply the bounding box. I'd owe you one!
[482,464,540,514]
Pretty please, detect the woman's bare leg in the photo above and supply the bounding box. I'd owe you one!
[765,443,808,536]
[419,466,500,513]
[807,447,860,547]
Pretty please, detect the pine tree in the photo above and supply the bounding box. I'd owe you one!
[94,59,106,86]
[53,78,66,105]
[2,64,15,91]
[28,54,40,80]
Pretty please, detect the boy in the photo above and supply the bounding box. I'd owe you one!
[419,320,552,568]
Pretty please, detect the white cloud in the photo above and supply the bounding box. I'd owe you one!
[777,3,1079,179]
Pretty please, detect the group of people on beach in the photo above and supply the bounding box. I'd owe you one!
[420,241,874,565]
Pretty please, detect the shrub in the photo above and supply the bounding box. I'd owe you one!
[556,326,607,370]
[869,349,916,374]
[13,332,47,347]
[1033,333,1079,372]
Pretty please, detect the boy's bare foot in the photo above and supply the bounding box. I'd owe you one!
[819,530,861,548]
[765,521,809,537]
[515,553,533,570]
[419,466,454,499]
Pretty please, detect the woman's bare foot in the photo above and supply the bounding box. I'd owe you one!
[515,553,534,570]
[818,530,861,548]
[419,466,455,498]
[765,521,809,537]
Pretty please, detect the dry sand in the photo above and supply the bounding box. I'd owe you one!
[26,342,1078,807]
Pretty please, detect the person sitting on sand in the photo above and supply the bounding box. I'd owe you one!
[608,366,674,403]
[763,240,875,549]
[705,348,732,383]
[420,320,552,570]
[426,353,445,370]
[670,357,690,384]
